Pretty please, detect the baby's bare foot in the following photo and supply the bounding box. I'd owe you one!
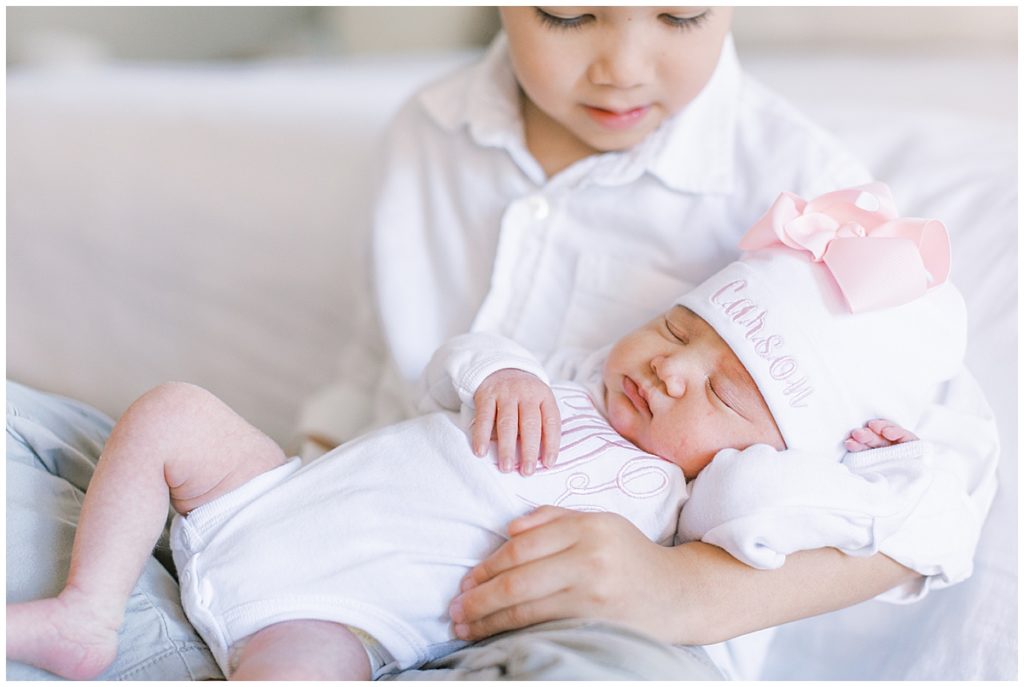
[6,588,121,680]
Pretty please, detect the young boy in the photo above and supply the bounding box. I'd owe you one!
[303,8,996,675]
[7,184,967,681]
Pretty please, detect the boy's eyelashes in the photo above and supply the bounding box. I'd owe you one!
[533,7,712,32]
[661,9,711,31]
[534,7,592,30]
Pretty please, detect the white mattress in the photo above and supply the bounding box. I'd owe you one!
[6,50,1016,680]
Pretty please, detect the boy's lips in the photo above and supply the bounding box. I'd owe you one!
[583,104,651,131]
[622,375,652,416]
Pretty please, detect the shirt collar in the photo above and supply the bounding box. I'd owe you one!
[419,32,740,194]
[641,34,740,195]
[420,32,521,149]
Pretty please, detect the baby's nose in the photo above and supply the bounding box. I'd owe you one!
[651,355,686,398]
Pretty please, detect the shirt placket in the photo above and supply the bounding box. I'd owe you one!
[471,190,552,339]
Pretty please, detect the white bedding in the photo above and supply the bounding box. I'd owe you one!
[6,50,1016,679]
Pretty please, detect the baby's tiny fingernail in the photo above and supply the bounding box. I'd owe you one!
[453,624,469,639]
[522,463,534,476]
[460,576,477,592]
[449,599,463,622]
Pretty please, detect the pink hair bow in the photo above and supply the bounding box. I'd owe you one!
[740,182,951,312]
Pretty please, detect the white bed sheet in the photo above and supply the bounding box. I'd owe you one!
[6,49,1016,680]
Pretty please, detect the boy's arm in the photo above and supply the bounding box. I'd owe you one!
[449,504,917,646]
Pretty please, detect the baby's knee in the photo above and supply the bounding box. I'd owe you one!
[131,381,216,419]
[114,381,224,440]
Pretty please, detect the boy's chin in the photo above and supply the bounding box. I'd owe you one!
[578,117,662,152]
[583,130,652,153]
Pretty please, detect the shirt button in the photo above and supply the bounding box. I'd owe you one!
[527,195,550,221]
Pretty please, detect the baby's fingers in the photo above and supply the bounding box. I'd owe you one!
[844,437,871,452]
[845,419,919,453]
[866,419,918,444]
[495,401,520,473]
[471,397,496,457]
[540,398,561,468]
[518,403,542,476]
[848,426,888,450]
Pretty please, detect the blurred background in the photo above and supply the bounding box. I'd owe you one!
[6,5,1018,65]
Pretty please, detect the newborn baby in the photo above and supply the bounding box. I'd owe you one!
[7,183,964,681]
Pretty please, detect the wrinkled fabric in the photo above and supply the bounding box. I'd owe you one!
[388,619,724,681]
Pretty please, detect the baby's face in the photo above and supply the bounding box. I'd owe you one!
[603,305,784,479]
[500,6,733,156]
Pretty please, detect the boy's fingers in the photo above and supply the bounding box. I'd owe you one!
[495,401,519,472]
[518,403,541,476]
[507,505,573,536]
[460,509,581,589]
[471,397,496,456]
[453,590,574,642]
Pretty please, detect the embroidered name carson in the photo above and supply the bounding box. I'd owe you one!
[709,280,814,408]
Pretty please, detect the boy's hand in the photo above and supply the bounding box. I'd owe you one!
[448,506,680,643]
[471,369,561,475]
[844,419,918,452]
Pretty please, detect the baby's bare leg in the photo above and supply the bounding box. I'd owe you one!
[6,382,286,680]
[231,620,371,680]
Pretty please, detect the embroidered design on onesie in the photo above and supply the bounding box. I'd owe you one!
[510,384,675,513]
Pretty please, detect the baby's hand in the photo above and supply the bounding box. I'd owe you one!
[844,419,918,452]
[472,369,561,476]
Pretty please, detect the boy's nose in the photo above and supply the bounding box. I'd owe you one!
[588,42,651,90]
[650,355,686,398]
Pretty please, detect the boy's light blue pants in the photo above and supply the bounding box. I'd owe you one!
[5,380,722,681]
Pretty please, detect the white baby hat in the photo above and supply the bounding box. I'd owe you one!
[676,183,966,458]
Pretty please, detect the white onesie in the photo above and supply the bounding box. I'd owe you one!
[170,382,687,677]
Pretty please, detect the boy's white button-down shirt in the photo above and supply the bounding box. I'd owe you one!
[301,32,1000,680]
